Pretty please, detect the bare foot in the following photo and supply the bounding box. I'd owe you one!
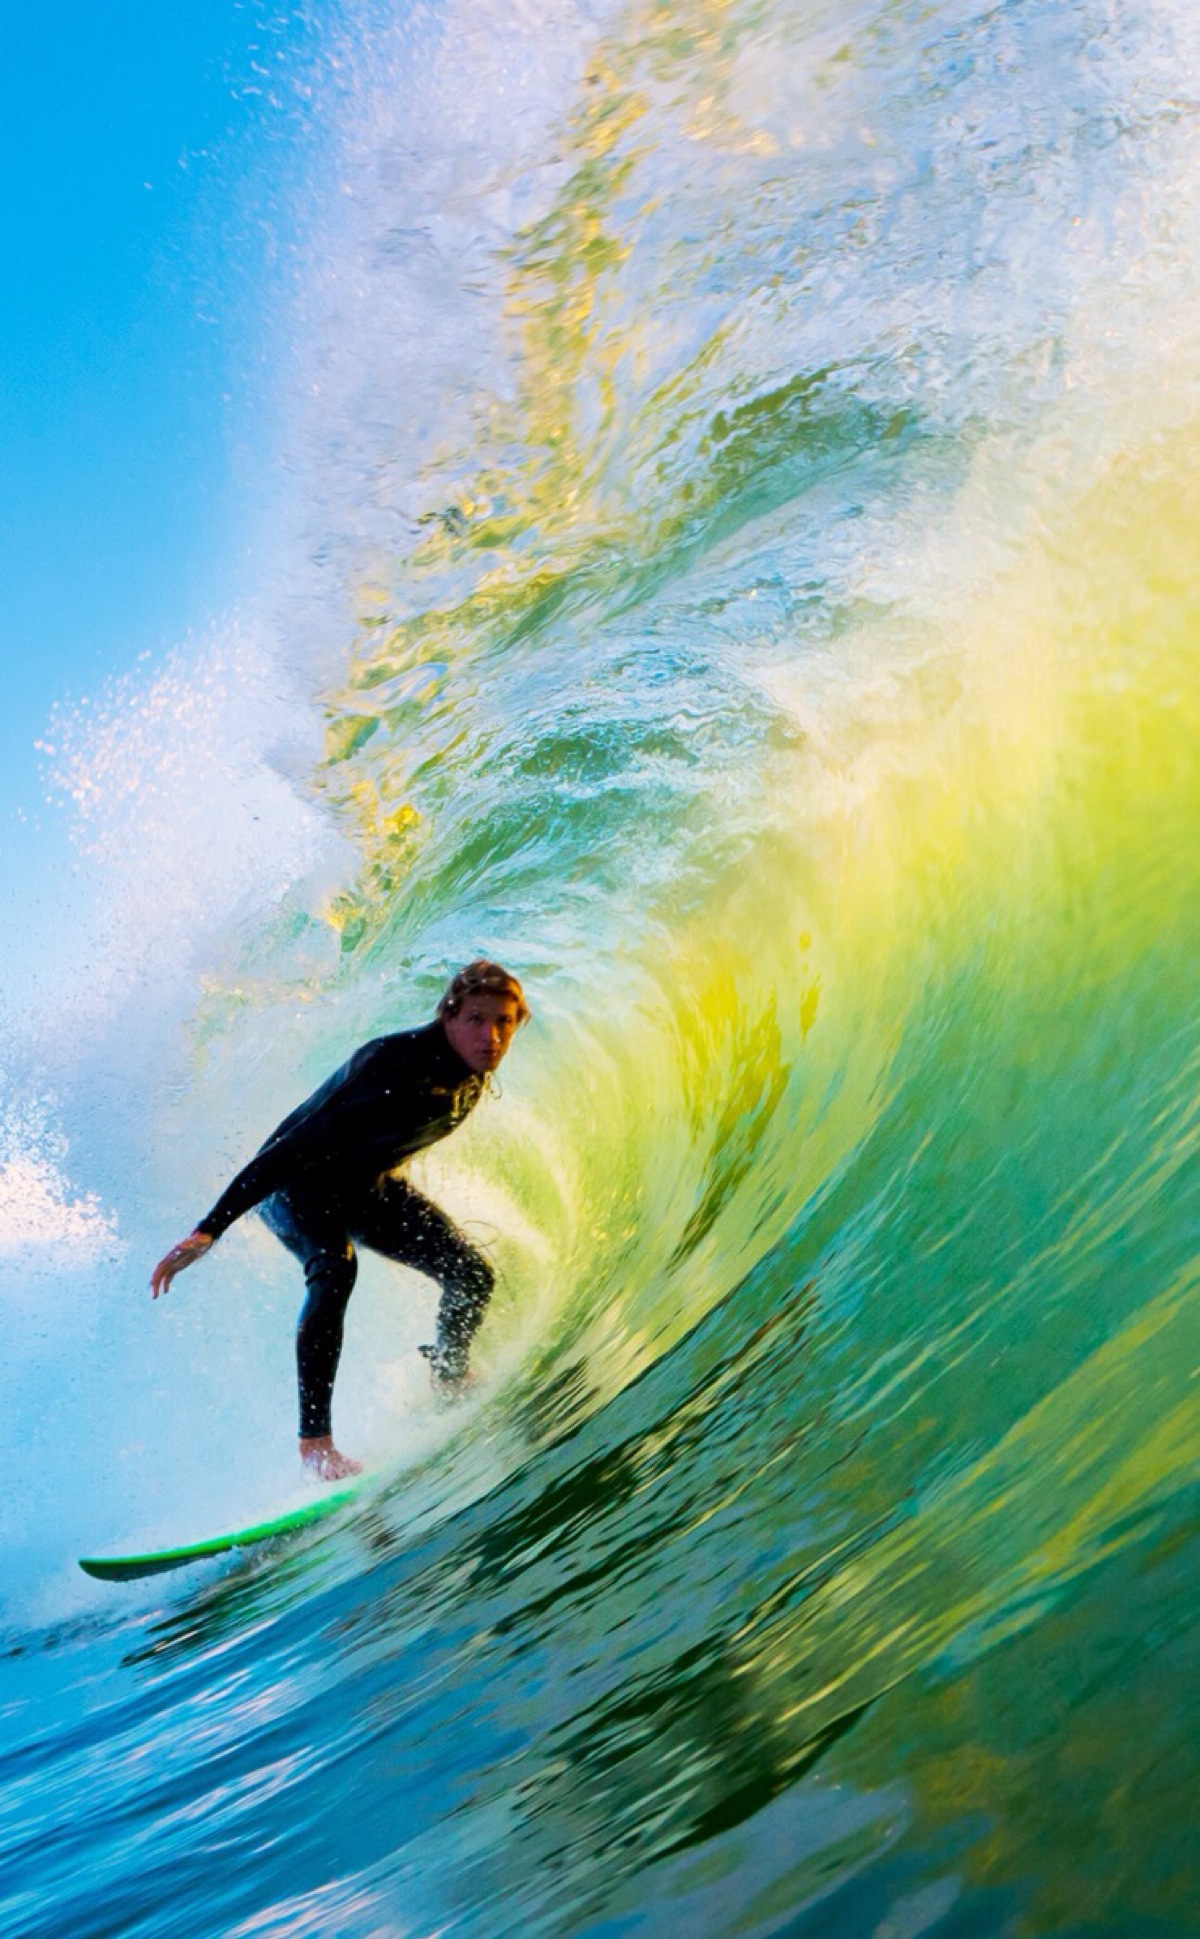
[299,1436,363,1482]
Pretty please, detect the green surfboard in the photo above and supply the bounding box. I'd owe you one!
[78,1479,365,1582]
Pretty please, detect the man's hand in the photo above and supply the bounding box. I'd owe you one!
[151,1230,214,1299]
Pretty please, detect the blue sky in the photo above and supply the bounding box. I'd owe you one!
[0,4,315,888]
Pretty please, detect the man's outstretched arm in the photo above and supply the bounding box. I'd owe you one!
[148,1129,301,1299]
[148,1036,394,1298]
[148,1132,298,1299]
[189,1129,305,1244]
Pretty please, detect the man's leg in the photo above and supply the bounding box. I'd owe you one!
[351,1179,495,1387]
[260,1193,361,1472]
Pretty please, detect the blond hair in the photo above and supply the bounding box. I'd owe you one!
[437,960,530,1025]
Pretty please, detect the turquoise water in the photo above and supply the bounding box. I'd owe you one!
[2,0,1198,1933]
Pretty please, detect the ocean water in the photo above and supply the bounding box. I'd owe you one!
[2,1,1198,1934]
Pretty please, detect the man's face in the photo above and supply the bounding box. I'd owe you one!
[443,992,522,1074]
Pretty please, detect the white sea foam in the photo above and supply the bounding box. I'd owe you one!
[0,1091,120,1264]
[32,618,333,1041]
[0,1154,117,1261]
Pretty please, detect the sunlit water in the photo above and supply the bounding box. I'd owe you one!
[3,1,1198,1934]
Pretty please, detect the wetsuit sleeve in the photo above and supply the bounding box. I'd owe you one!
[193,1040,392,1241]
[193,1133,309,1241]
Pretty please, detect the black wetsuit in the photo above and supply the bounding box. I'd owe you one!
[195,1021,492,1438]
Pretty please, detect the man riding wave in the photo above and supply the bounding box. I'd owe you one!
[151,961,529,1479]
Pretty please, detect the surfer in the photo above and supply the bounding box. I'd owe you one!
[150,961,528,1481]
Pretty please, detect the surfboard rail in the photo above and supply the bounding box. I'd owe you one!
[78,1480,365,1582]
